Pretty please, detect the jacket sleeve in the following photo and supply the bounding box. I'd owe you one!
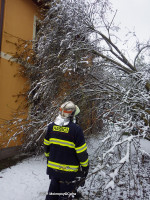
[75,125,89,169]
[43,125,51,158]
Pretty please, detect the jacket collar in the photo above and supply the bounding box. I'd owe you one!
[54,115,70,126]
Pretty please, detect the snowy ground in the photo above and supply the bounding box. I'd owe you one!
[0,138,150,200]
[0,155,49,200]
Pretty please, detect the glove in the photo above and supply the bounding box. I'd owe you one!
[81,165,89,178]
[75,176,85,187]
[75,166,89,187]
[80,177,85,187]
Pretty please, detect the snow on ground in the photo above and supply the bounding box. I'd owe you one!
[0,136,100,200]
[140,138,150,153]
[0,155,49,200]
[0,138,150,200]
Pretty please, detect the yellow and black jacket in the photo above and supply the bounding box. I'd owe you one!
[44,121,89,181]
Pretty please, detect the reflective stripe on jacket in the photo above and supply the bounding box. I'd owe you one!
[44,122,89,175]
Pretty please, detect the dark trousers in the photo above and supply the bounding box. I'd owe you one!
[45,178,76,200]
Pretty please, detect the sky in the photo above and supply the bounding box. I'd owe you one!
[111,0,150,42]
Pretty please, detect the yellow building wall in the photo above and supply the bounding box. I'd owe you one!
[0,0,39,149]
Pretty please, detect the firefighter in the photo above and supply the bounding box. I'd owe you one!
[44,101,89,200]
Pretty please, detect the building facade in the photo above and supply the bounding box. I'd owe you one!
[0,0,39,159]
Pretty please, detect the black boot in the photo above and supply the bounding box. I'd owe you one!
[45,194,58,200]
[45,194,51,200]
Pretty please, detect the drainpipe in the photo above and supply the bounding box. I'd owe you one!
[0,0,5,53]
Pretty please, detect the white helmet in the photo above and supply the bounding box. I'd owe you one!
[59,101,80,118]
